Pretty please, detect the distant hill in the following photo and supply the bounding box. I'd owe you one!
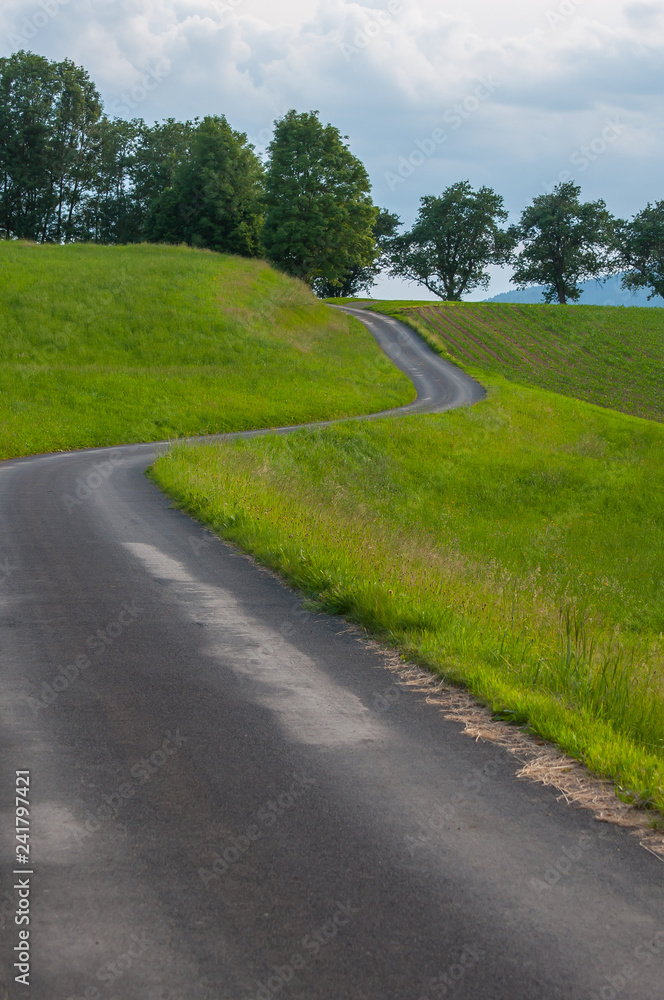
[486,274,664,307]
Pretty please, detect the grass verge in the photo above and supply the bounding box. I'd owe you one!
[150,375,664,817]
[0,243,412,459]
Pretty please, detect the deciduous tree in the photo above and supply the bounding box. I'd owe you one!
[511,182,615,304]
[262,110,377,287]
[315,208,400,298]
[144,116,263,256]
[386,181,513,300]
[614,202,664,301]
[0,50,102,241]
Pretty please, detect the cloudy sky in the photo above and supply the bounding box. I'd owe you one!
[3,0,663,297]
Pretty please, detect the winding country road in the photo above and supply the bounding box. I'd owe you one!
[0,308,661,1000]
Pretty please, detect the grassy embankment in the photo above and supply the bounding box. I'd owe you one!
[0,243,412,459]
[151,300,664,816]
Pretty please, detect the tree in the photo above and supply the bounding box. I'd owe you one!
[315,208,400,298]
[131,118,195,238]
[47,56,103,242]
[385,182,513,301]
[81,117,142,244]
[262,110,377,287]
[511,182,616,304]
[0,50,54,239]
[144,116,263,256]
[0,50,102,241]
[614,202,664,301]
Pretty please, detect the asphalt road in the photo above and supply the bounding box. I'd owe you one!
[0,308,661,1000]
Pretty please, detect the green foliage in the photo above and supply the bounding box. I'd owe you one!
[0,242,413,458]
[0,52,201,246]
[316,208,401,298]
[511,182,616,304]
[0,55,377,262]
[83,117,143,243]
[144,116,264,256]
[84,117,196,244]
[261,110,377,287]
[386,181,513,300]
[151,381,664,814]
[616,201,664,301]
[0,50,102,241]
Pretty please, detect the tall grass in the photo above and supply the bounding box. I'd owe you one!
[151,379,664,814]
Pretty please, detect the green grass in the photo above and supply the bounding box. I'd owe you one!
[0,243,413,459]
[151,305,664,817]
[342,298,664,423]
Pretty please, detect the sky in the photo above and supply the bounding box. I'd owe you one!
[2,0,663,298]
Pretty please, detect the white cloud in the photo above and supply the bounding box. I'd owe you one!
[1,0,663,295]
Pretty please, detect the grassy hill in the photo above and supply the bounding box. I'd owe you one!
[351,300,664,423]
[0,242,413,459]
[152,300,664,816]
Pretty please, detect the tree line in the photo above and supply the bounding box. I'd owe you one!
[2,50,663,305]
[391,180,664,305]
[0,50,386,297]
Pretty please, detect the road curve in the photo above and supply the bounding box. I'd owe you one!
[332,305,486,417]
[0,309,661,1000]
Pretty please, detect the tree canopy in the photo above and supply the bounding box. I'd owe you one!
[615,202,664,301]
[510,182,616,304]
[0,50,102,242]
[315,208,400,298]
[261,110,378,288]
[5,48,664,310]
[0,53,264,254]
[385,182,513,300]
[144,116,264,256]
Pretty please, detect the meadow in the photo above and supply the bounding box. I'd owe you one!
[357,299,664,422]
[0,243,412,459]
[151,302,664,816]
